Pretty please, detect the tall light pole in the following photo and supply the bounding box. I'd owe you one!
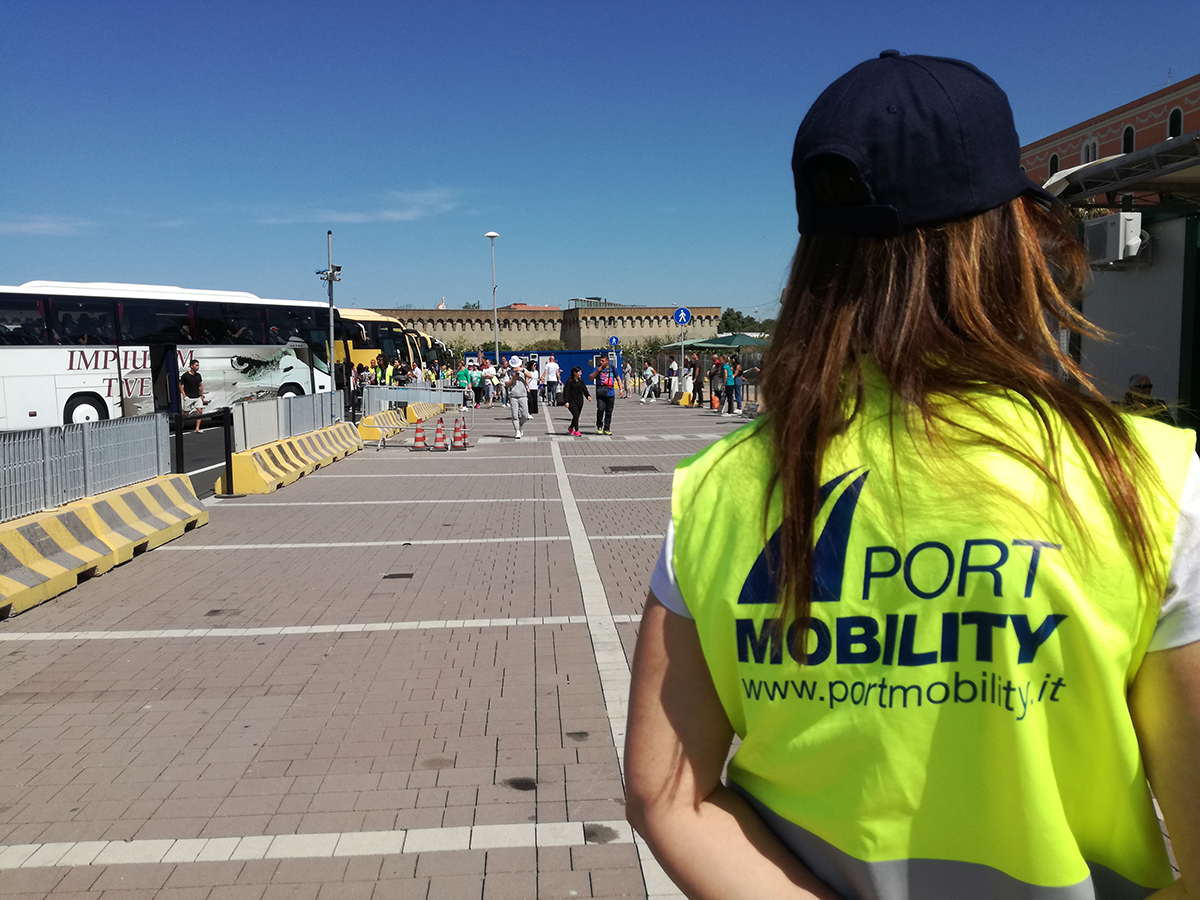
[316,230,341,402]
[485,232,500,366]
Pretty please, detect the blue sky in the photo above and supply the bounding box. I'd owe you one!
[3,1,1198,316]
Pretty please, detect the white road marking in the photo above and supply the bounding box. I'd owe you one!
[542,406,681,899]
[0,820,636,869]
[0,614,644,642]
[186,462,227,476]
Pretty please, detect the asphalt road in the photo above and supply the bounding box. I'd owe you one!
[172,415,231,498]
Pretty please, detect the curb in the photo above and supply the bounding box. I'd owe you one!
[358,409,408,442]
[214,422,363,494]
[0,474,208,619]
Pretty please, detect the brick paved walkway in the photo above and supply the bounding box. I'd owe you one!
[0,400,745,899]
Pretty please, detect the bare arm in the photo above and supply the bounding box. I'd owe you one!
[1130,640,1200,899]
[625,594,842,900]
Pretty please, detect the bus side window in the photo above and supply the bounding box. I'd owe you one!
[50,298,117,345]
[0,294,46,344]
[119,299,193,343]
[196,304,264,344]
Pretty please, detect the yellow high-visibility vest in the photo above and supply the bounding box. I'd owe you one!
[671,362,1192,898]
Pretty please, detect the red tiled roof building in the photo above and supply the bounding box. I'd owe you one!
[1021,73,1200,186]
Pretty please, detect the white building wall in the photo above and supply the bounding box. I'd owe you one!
[1079,216,1187,405]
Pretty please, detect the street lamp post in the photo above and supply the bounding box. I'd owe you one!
[485,232,500,367]
[316,230,341,406]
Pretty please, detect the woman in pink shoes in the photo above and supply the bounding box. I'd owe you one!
[563,366,590,436]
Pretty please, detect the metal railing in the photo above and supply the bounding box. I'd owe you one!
[1,415,171,524]
[231,392,342,454]
[362,384,457,415]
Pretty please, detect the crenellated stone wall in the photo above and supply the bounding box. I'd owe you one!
[371,305,720,351]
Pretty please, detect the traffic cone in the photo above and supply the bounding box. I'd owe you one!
[433,418,447,451]
[451,418,465,450]
[461,420,470,448]
[411,420,427,451]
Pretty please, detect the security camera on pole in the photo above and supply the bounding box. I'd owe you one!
[316,231,342,411]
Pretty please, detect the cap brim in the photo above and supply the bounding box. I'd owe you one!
[1021,178,1062,210]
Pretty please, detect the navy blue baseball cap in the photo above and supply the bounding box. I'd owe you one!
[792,51,1058,236]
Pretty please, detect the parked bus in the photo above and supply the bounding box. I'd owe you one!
[335,309,449,375]
[0,281,332,430]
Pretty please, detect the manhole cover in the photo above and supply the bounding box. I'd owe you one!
[604,465,659,474]
[382,573,414,580]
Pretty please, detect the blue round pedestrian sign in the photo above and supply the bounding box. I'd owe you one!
[608,335,619,347]
[674,307,692,326]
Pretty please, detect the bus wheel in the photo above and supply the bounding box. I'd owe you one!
[64,394,109,425]
[277,383,304,398]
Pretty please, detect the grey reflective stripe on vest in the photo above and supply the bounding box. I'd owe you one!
[730,782,1156,900]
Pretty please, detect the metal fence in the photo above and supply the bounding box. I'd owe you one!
[1,415,171,524]
[231,391,342,453]
[362,384,457,415]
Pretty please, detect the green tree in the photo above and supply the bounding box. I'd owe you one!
[528,338,566,352]
[719,307,757,334]
[462,300,481,310]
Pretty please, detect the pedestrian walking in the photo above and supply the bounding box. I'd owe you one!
[505,356,530,439]
[708,355,723,412]
[590,356,619,434]
[625,51,1200,899]
[469,362,483,408]
[641,363,659,403]
[563,366,590,436]
[722,355,737,416]
[179,359,206,433]
[690,353,704,408]
[526,361,539,415]
[481,359,496,407]
[730,354,744,414]
[543,354,561,407]
[455,360,470,411]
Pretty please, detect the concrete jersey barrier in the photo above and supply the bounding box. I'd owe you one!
[215,421,363,494]
[0,473,208,619]
[358,409,408,443]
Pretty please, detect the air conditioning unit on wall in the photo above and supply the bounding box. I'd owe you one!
[1084,212,1144,265]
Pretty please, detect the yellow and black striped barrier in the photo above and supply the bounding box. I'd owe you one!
[406,401,444,423]
[358,409,407,443]
[0,474,208,619]
[214,421,362,495]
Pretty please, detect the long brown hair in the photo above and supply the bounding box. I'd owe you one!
[761,194,1161,645]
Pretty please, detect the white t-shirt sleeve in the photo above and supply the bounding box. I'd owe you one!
[650,454,1200,642]
[1149,453,1200,651]
[649,519,692,618]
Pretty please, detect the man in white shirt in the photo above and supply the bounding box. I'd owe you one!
[666,355,678,398]
[543,355,561,407]
[481,360,497,407]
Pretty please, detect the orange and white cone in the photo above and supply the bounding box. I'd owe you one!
[411,420,427,451]
[433,418,447,451]
[461,421,470,448]
[451,418,465,450]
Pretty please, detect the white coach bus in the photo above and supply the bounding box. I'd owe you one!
[0,281,333,430]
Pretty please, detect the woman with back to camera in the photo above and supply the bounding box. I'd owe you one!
[625,52,1200,900]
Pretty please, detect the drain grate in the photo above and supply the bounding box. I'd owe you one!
[382,573,414,580]
[205,609,240,617]
[604,465,659,474]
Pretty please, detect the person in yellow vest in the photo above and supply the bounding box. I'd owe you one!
[625,52,1200,900]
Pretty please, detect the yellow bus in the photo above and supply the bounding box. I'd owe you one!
[335,309,450,375]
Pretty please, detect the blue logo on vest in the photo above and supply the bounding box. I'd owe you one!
[737,468,869,605]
